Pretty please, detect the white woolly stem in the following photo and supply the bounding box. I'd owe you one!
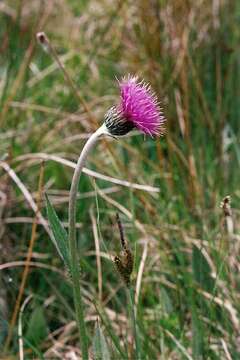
[68,124,107,359]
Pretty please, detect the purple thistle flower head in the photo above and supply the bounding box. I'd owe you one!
[104,75,165,137]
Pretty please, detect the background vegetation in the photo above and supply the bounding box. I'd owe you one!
[1,0,240,358]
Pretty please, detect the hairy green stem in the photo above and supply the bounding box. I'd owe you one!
[68,124,107,360]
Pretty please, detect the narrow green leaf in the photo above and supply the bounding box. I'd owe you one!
[25,307,48,347]
[22,337,45,360]
[45,194,70,270]
[191,303,204,359]
[93,322,111,360]
[94,303,127,359]
[192,245,214,292]
[161,287,173,314]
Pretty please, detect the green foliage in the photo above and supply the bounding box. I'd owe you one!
[25,307,48,347]
[191,303,205,359]
[192,245,214,292]
[161,288,173,315]
[92,322,111,360]
[45,194,71,270]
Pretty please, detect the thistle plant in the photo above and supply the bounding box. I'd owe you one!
[46,74,166,359]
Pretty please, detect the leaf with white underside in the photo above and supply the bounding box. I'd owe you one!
[93,322,111,360]
[45,194,70,270]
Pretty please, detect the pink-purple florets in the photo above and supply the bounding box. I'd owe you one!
[104,75,165,137]
[118,75,165,136]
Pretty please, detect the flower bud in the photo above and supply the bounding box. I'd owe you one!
[104,106,135,136]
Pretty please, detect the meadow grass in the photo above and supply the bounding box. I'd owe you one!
[0,0,240,358]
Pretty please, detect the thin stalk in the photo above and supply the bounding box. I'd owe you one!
[3,162,44,353]
[127,286,141,360]
[36,32,95,125]
[68,124,107,360]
